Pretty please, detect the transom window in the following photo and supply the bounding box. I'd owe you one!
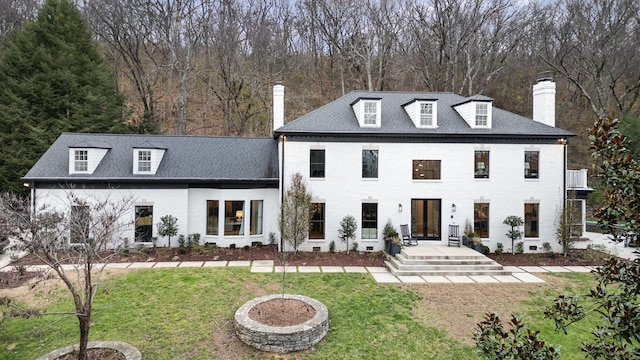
[474,151,489,178]
[362,150,378,178]
[525,151,539,179]
[310,150,325,178]
[74,150,88,172]
[362,203,377,239]
[474,203,489,238]
[364,101,378,125]
[525,203,539,238]
[476,103,488,126]
[413,160,441,180]
[420,103,433,126]
[138,150,151,172]
[309,203,325,239]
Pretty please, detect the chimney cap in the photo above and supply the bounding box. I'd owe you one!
[536,77,554,83]
[275,80,283,85]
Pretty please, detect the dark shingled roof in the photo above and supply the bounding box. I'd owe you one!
[276,91,574,138]
[24,133,279,182]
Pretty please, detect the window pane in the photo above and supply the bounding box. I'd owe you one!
[75,150,88,172]
[474,203,489,238]
[364,101,377,124]
[309,203,325,239]
[362,150,378,178]
[310,150,325,178]
[476,103,488,126]
[413,160,441,179]
[525,151,539,179]
[474,151,489,178]
[362,203,377,239]
[250,200,263,235]
[70,205,90,243]
[224,201,244,236]
[138,150,151,172]
[135,205,153,242]
[420,103,433,126]
[525,203,539,238]
[206,200,218,236]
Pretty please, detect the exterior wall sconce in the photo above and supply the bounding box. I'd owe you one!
[398,203,403,212]
[451,204,456,212]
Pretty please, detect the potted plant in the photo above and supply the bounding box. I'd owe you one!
[389,236,402,256]
[382,220,399,254]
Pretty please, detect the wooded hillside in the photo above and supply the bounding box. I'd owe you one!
[2,0,639,171]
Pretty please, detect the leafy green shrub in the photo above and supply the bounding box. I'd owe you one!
[515,241,524,254]
[229,243,236,249]
[178,235,186,254]
[495,242,504,255]
[329,240,335,252]
[268,232,276,245]
[352,242,358,252]
[243,245,250,251]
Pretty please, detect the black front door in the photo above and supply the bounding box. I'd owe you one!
[411,199,441,240]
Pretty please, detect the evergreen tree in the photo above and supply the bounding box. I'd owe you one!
[0,0,129,192]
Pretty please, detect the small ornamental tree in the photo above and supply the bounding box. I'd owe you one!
[338,215,357,254]
[554,195,580,257]
[158,215,178,247]
[503,215,524,255]
[279,173,312,253]
[1,191,133,360]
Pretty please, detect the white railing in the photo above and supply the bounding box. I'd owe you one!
[567,169,589,189]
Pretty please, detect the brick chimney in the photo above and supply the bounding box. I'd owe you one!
[532,78,556,127]
[273,82,284,131]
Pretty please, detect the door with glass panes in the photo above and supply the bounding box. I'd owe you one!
[411,199,441,240]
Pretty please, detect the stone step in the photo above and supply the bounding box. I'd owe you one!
[399,251,489,261]
[384,261,513,277]
[393,253,497,266]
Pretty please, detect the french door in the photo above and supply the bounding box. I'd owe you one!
[411,199,441,240]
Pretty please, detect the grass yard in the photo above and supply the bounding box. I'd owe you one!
[0,268,598,359]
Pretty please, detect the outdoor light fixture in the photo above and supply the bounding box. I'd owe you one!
[398,203,403,212]
[452,204,457,212]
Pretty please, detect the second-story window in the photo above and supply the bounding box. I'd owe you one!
[413,160,441,180]
[138,150,151,172]
[362,150,378,178]
[476,103,488,126]
[74,150,88,172]
[474,151,489,178]
[420,103,433,126]
[364,101,378,125]
[310,149,325,178]
[525,151,539,179]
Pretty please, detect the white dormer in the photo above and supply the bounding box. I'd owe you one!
[133,147,165,175]
[403,99,438,128]
[351,98,382,128]
[68,147,109,175]
[453,95,493,129]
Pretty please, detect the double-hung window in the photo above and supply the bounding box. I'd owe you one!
[474,203,489,238]
[310,150,325,178]
[420,103,433,126]
[362,150,378,178]
[525,151,539,179]
[364,101,378,125]
[138,150,151,172]
[74,150,88,172]
[362,203,377,239]
[476,103,488,126]
[474,151,489,178]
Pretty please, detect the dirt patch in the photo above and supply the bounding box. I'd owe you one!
[248,298,316,327]
[409,273,578,345]
[57,348,125,360]
[488,248,611,266]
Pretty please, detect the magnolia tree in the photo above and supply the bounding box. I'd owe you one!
[1,191,134,360]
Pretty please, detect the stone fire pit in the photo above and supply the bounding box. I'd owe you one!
[234,294,329,353]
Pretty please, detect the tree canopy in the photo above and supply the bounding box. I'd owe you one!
[0,0,129,192]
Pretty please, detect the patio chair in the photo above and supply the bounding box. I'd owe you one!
[400,224,418,246]
[448,224,461,247]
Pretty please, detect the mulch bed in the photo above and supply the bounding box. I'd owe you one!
[487,248,612,266]
[248,298,316,327]
[57,348,125,360]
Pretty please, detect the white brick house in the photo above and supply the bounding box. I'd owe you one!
[23,79,578,253]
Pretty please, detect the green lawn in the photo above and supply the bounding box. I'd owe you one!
[0,269,598,359]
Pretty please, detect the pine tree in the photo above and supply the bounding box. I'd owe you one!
[0,0,129,192]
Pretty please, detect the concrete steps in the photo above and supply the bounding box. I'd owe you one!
[385,247,512,277]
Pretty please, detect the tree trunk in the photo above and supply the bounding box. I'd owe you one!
[77,313,91,360]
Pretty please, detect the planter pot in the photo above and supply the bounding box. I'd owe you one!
[389,243,401,256]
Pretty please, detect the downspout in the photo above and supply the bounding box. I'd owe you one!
[279,135,286,252]
[562,138,567,207]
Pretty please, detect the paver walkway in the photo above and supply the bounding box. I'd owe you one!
[2,260,602,284]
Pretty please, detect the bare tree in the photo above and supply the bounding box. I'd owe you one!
[1,191,134,360]
[538,0,640,118]
[0,0,40,40]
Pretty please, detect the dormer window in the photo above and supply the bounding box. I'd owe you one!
[420,103,433,126]
[364,101,378,125]
[351,98,381,128]
[476,103,488,126]
[133,147,166,175]
[74,150,88,172]
[138,150,152,172]
[403,99,438,128]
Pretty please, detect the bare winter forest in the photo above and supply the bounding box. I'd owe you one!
[2,0,640,169]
